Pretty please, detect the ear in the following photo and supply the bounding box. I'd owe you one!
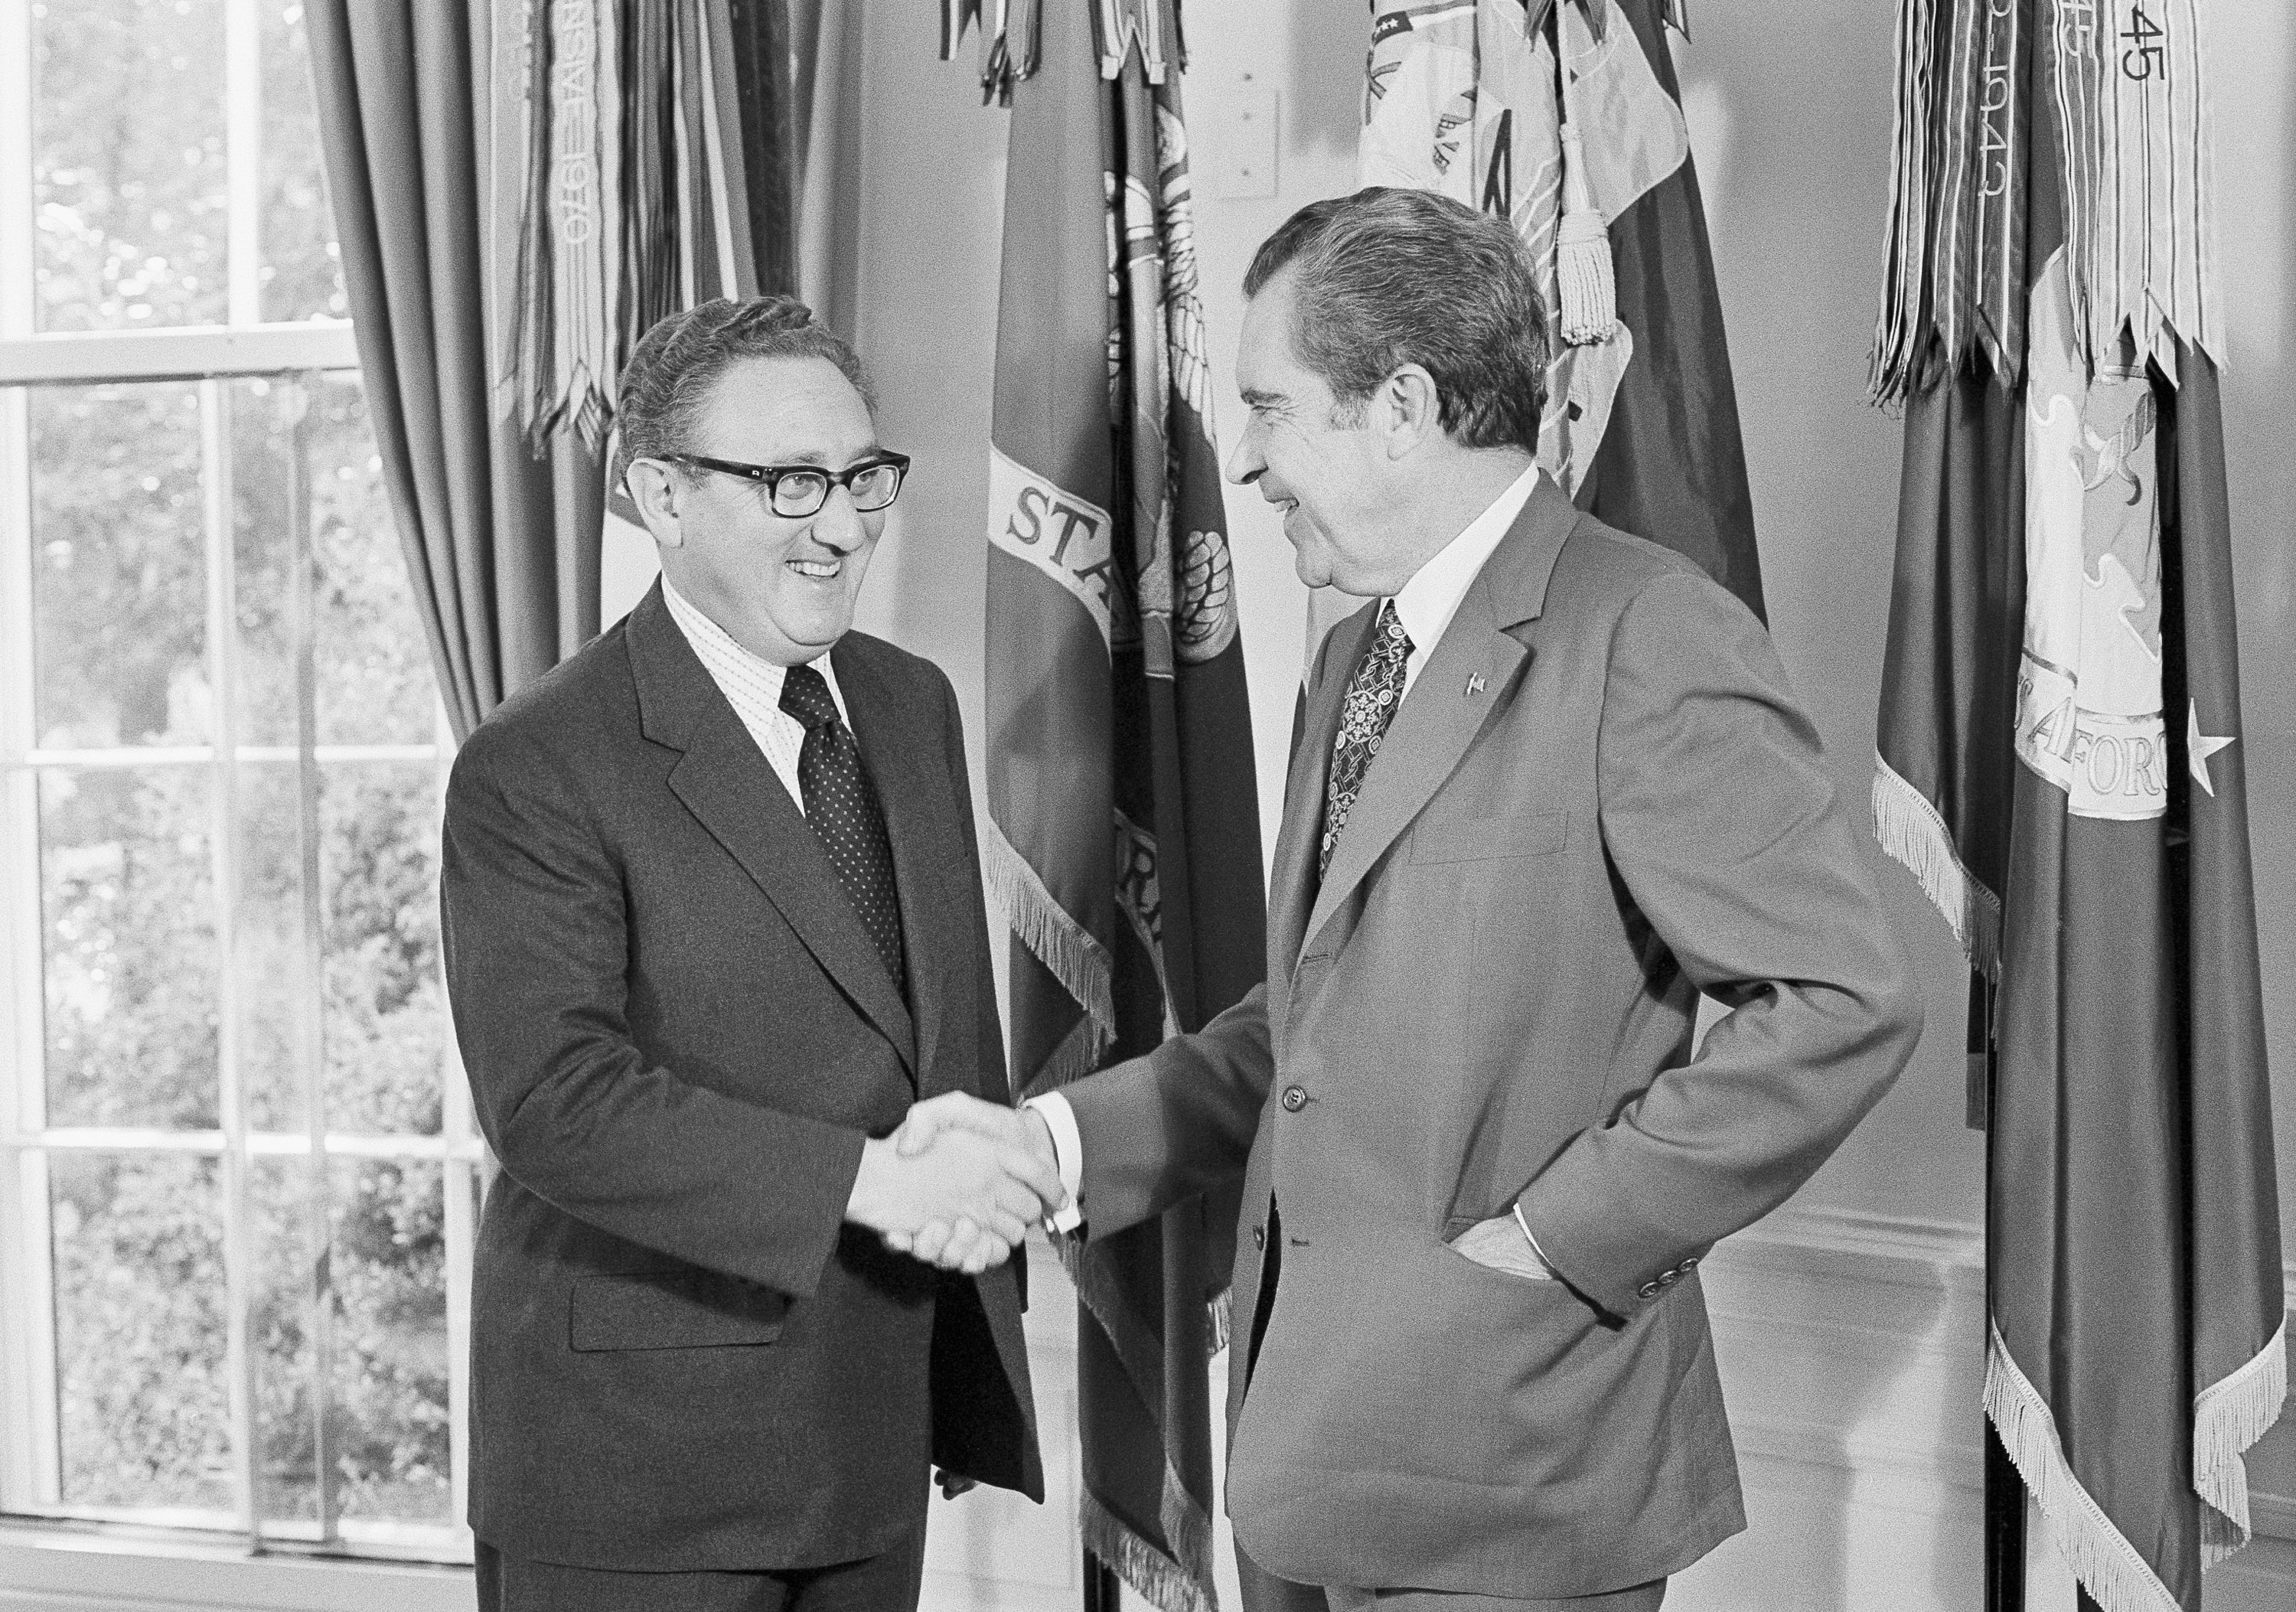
[1378,364,1443,461]
[625,458,687,548]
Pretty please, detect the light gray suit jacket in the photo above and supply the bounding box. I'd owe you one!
[1061,481,1923,1597]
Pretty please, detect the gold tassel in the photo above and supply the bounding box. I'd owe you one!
[1556,119,1616,345]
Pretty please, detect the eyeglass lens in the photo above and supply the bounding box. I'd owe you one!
[769,462,902,517]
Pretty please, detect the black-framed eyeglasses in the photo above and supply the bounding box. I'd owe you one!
[670,451,912,517]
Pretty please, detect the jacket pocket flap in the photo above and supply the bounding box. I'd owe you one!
[569,1270,787,1352]
[1410,810,1567,864]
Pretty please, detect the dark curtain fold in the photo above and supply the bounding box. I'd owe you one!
[307,0,602,744]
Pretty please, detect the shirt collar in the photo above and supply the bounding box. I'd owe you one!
[660,576,848,723]
[1389,462,1544,661]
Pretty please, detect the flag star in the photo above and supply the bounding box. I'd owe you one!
[2188,700,2236,798]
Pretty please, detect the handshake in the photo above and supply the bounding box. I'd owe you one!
[844,1094,1068,1274]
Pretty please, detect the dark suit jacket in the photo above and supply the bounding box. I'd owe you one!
[1062,480,1923,1597]
[440,581,1042,1572]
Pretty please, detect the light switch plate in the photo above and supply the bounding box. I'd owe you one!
[1203,73,1279,200]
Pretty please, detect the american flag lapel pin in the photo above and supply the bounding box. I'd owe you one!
[1466,672,1487,697]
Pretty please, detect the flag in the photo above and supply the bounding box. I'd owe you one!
[958,2,1267,1608]
[1352,0,1760,641]
[1870,5,2285,1607]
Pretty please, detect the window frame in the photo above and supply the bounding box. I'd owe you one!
[0,0,478,1571]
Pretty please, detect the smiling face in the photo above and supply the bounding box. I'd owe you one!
[655,354,885,664]
[1227,271,1402,596]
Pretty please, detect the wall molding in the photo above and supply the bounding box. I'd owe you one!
[1700,1201,2296,1551]
[0,1527,471,1612]
[1730,1201,2296,1301]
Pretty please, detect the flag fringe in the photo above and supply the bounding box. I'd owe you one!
[1985,1323,2181,1612]
[1081,1482,1218,1612]
[983,816,1117,1063]
[1872,754,2000,977]
[2194,1318,2289,1565]
[1155,1449,1218,1595]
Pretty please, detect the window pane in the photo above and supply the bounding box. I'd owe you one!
[41,768,220,1131]
[30,383,210,749]
[229,376,301,749]
[235,760,307,1132]
[50,1151,230,1511]
[32,0,230,332]
[323,763,445,1135]
[311,377,438,745]
[331,1158,451,1523]
[252,1158,452,1527]
[232,374,439,746]
[250,1157,315,1523]
[259,3,347,321]
[235,759,448,1138]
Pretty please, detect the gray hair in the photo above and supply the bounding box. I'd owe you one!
[1244,188,1549,454]
[612,295,872,490]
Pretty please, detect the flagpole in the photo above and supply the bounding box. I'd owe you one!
[1983,1425,2025,1612]
[1083,1551,1120,1612]
[1977,969,2024,1612]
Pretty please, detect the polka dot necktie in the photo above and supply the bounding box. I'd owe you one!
[1319,600,1414,879]
[779,664,908,994]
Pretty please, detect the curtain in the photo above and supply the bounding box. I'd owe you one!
[307,0,602,745]
[308,2,858,736]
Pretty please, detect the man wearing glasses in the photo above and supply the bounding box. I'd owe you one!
[440,295,1061,1611]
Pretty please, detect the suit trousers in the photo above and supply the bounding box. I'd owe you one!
[474,1530,928,1612]
[1324,1578,1665,1611]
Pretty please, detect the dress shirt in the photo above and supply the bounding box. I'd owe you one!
[1026,462,1552,1250]
[663,578,850,816]
[1390,461,1541,700]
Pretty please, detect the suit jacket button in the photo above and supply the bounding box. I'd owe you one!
[1252,1225,1267,1251]
[1658,1269,1681,1287]
[1637,1281,1662,1300]
[1681,1255,1700,1270]
[1280,1085,1308,1112]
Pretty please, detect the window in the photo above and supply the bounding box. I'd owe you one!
[0,0,475,1565]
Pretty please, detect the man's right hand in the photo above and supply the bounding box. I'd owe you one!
[880,1095,1066,1271]
[844,1113,1062,1274]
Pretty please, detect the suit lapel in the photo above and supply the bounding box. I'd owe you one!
[1300,589,1526,953]
[837,638,960,1097]
[628,587,918,1075]
[1269,602,1373,980]
[1299,479,1579,956]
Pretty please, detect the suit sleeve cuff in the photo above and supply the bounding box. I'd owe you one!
[1022,1092,1084,1232]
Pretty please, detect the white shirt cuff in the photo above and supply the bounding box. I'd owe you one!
[1021,1092,1084,1232]
[1512,1202,1559,1278]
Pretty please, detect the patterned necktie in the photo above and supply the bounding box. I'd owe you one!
[778,663,908,994]
[1319,600,1414,878]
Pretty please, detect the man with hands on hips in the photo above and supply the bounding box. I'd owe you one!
[898,190,1923,1612]
[441,295,1062,1612]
